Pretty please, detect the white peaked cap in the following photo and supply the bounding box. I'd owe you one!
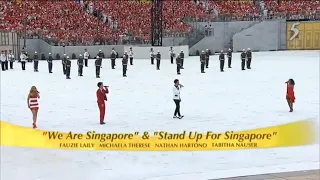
[221,50,223,52]
[79,54,82,56]
[99,49,102,51]
[35,51,37,53]
[202,50,204,52]
[243,49,245,51]
[67,56,69,58]
[181,50,183,52]
[96,55,99,58]
[206,49,208,50]
[158,50,160,52]
[64,54,66,55]
[248,48,250,50]
[228,48,231,50]
[124,51,127,53]
[49,53,51,54]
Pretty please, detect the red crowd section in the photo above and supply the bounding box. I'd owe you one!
[0,0,319,45]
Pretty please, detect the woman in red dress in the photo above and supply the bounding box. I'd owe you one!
[285,79,295,112]
[27,86,40,128]
[96,82,109,125]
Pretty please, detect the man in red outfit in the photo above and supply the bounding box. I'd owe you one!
[96,82,109,124]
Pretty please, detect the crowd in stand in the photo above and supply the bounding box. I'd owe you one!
[0,0,319,45]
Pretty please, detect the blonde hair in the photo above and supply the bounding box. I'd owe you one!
[29,86,39,96]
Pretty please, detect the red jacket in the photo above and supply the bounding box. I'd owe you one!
[97,87,109,104]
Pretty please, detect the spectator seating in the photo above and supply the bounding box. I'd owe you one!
[207,0,260,21]
[261,0,320,19]
[0,1,118,45]
[94,0,207,40]
[0,0,319,45]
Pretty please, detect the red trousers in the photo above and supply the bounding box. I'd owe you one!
[98,103,106,123]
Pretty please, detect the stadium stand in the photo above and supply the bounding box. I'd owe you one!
[0,0,319,45]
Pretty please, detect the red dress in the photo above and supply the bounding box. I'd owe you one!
[29,94,39,111]
[286,84,295,103]
[96,87,109,123]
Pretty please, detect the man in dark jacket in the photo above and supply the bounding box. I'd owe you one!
[95,55,102,78]
[176,55,182,75]
[246,48,252,69]
[205,49,210,68]
[62,54,67,74]
[97,50,104,68]
[200,50,206,73]
[77,54,84,76]
[219,50,225,72]
[180,50,184,69]
[110,50,116,69]
[241,49,246,70]
[156,51,161,70]
[65,56,71,79]
[33,51,39,72]
[47,53,53,73]
[122,54,128,77]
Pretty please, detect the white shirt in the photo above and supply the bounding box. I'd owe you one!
[129,50,133,58]
[20,54,26,62]
[150,51,154,57]
[0,54,6,62]
[173,85,182,100]
[84,52,89,59]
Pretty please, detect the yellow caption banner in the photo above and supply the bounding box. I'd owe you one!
[0,120,318,151]
[287,21,320,50]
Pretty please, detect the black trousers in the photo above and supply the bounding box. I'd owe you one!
[95,66,100,77]
[48,62,52,72]
[181,58,184,67]
[170,56,174,64]
[9,61,13,69]
[62,64,66,74]
[247,58,252,69]
[85,59,88,67]
[5,61,8,70]
[174,99,181,117]
[205,58,209,68]
[34,61,39,71]
[228,57,232,68]
[130,57,133,65]
[156,60,160,70]
[201,62,205,72]
[151,57,154,65]
[1,62,5,71]
[66,67,71,78]
[78,65,83,75]
[111,59,115,69]
[177,64,181,74]
[241,59,246,70]
[122,65,127,76]
[219,60,225,71]
[21,61,26,70]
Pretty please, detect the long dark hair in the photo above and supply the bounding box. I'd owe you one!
[288,79,295,86]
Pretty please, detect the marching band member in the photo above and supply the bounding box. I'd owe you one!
[0,51,6,71]
[129,47,134,65]
[8,50,15,69]
[84,49,89,67]
[20,52,27,70]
